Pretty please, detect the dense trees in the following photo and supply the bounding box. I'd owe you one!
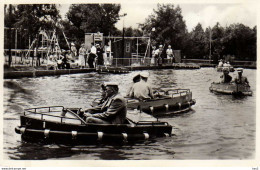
[4,3,256,61]
[141,4,256,61]
[64,4,121,46]
[140,4,188,50]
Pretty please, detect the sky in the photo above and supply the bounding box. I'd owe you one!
[58,2,257,32]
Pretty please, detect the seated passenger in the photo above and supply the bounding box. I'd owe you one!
[218,59,223,67]
[129,71,154,100]
[226,61,231,67]
[220,68,232,83]
[234,68,249,85]
[223,62,228,67]
[126,73,141,97]
[84,82,127,124]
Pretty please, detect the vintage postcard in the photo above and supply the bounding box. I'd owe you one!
[0,0,259,168]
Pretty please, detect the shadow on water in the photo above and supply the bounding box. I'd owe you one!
[7,138,173,160]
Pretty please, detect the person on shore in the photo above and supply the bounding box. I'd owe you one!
[84,82,127,124]
[79,43,86,68]
[71,43,77,60]
[88,43,97,68]
[155,45,164,66]
[129,72,154,100]
[151,46,156,65]
[220,68,232,83]
[166,45,174,64]
[96,44,104,66]
[234,68,249,85]
[126,73,141,97]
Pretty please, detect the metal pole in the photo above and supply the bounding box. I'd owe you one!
[15,29,17,49]
[137,38,139,58]
[209,27,212,62]
[8,5,13,67]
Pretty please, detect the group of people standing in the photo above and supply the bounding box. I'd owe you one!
[77,42,109,68]
[48,42,111,69]
[151,44,175,66]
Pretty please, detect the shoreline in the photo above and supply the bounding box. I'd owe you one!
[3,63,256,79]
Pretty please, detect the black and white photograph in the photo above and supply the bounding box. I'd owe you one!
[1,0,258,166]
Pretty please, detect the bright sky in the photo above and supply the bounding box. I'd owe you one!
[58,2,257,32]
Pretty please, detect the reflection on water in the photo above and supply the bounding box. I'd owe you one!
[3,68,256,160]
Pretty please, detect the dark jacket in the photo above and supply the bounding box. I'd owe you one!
[92,93,127,124]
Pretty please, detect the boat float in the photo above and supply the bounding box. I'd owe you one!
[15,106,172,144]
[209,82,252,96]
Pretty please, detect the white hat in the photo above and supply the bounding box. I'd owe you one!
[237,68,243,72]
[140,71,149,78]
[159,45,163,48]
[103,82,119,86]
[168,45,171,48]
[71,43,75,46]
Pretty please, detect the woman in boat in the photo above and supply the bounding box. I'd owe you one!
[84,82,127,124]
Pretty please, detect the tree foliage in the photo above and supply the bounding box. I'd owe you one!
[65,4,121,44]
[5,4,60,40]
[140,4,188,50]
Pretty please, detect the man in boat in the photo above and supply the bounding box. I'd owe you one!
[220,68,232,83]
[84,82,127,124]
[234,68,249,85]
[126,73,141,97]
[129,71,154,100]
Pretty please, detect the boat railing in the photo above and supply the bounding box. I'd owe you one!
[24,106,87,125]
[157,88,191,98]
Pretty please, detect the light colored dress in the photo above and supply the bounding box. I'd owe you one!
[79,47,86,67]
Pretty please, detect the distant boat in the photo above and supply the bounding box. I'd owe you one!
[216,66,235,72]
[209,82,252,96]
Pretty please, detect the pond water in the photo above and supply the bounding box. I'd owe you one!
[3,68,256,160]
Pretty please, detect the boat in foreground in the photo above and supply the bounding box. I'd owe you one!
[15,106,172,144]
[209,82,252,96]
[126,88,196,117]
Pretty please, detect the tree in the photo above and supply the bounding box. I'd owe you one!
[65,4,121,45]
[140,4,188,51]
[222,24,256,61]
[189,23,207,59]
[12,4,60,41]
